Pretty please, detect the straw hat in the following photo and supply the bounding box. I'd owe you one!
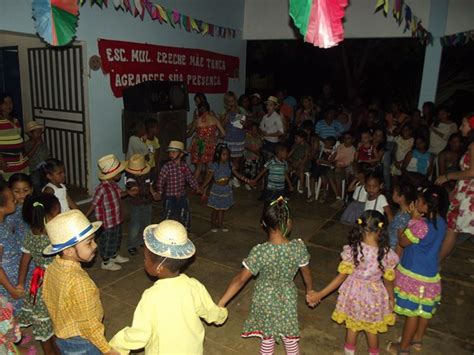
[125,154,151,176]
[98,154,126,180]
[166,141,186,153]
[265,96,279,105]
[43,209,102,255]
[251,93,261,100]
[26,121,44,133]
[144,220,195,259]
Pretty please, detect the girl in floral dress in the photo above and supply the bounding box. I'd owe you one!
[388,186,447,354]
[0,295,21,354]
[309,210,399,355]
[435,113,474,259]
[202,144,252,233]
[218,197,314,355]
[18,194,61,354]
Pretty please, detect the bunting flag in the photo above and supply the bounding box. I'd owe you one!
[78,1,237,39]
[441,30,474,47]
[375,0,433,45]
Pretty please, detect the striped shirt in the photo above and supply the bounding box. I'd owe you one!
[315,119,343,139]
[0,118,28,173]
[264,158,288,191]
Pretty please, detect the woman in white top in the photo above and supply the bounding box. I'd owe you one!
[259,96,284,158]
[429,107,458,155]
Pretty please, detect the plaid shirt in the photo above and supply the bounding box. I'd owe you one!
[43,257,110,353]
[92,180,122,229]
[156,160,199,197]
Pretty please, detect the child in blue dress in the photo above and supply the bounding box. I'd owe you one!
[0,182,24,314]
[202,144,252,232]
[388,186,447,354]
[388,180,417,252]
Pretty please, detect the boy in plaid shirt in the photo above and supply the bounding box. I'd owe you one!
[155,141,201,229]
[86,154,138,271]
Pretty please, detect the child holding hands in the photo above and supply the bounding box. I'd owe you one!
[309,210,399,355]
[219,197,314,354]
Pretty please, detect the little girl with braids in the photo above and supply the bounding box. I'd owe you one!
[219,197,314,355]
[309,210,399,355]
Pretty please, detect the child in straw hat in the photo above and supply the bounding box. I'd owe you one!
[42,210,119,355]
[124,153,158,256]
[109,220,227,354]
[86,154,138,271]
[24,121,50,193]
[155,141,202,229]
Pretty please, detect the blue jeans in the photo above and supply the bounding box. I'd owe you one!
[127,203,152,249]
[163,195,190,229]
[56,336,101,355]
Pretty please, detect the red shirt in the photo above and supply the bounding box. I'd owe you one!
[92,180,123,229]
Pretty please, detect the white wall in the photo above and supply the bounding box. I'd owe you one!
[244,0,473,40]
[0,0,247,192]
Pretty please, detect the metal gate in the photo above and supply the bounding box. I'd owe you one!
[28,45,88,189]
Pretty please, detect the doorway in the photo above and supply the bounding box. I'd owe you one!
[0,46,23,125]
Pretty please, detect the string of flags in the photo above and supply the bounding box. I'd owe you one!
[375,0,433,45]
[440,30,474,47]
[79,0,238,39]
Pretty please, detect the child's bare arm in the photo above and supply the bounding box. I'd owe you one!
[384,205,394,223]
[300,265,314,295]
[383,278,395,308]
[17,253,32,288]
[201,170,214,190]
[309,273,347,305]
[218,268,253,307]
[253,168,268,183]
[285,172,294,191]
[67,194,79,210]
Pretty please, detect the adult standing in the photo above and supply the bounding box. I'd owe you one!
[0,93,28,179]
[429,107,458,155]
[260,96,284,159]
[189,101,225,181]
[435,114,474,259]
[222,92,246,187]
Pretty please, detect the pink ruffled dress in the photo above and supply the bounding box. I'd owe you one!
[332,243,399,334]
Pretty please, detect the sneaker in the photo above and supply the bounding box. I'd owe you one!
[245,184,251,190]
[232,177,241,188]
[211,228,218,233]
[221,228,229,232]
[306,195,314,203]
[101,261,121,271]
[128,247,138,256]
[111,254,130,264]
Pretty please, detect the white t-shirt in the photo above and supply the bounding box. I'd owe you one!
[353,183,367,202]
[364,194,388,215]
[260,111,284,143]
[429,122,458,155]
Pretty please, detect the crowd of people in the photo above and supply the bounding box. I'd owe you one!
[0,88,473,355]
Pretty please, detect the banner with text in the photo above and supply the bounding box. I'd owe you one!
[98,39,240,97]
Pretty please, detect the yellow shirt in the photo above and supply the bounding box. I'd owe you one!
[145,136,160,168]
[43,256,110,353]
[109,273,228,354]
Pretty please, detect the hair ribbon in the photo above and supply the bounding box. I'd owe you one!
[356,218,363,225]
[33,202,44,208]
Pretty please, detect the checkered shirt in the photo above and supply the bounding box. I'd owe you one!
[91,180,123,229]
[43,256,110,353]
[156,160,199,197]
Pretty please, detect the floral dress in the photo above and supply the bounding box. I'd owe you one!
[447,152,474,234]
[0,295,21,354]
[18,231,54,341]
[207,163,233,210]
[332,243,399,334]
[190,125,218,164]
[395,218,446,319]
[241,239,310,340]
[0,221,22,314]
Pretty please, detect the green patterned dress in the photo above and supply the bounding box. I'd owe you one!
[18,231,54,341]
[242,239,310,340]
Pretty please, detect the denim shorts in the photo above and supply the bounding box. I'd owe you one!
[56,336,101,355]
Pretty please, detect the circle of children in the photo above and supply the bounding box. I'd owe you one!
[0,89,473,355]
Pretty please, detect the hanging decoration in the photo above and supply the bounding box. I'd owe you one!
[80,0,238,39]
[32,0,80,47]
[289,0,349,49]
[374,0,433,45]
[440,30,474,47]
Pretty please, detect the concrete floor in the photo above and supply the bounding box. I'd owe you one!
[31,189,474,354]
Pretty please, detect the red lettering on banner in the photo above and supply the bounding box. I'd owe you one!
[98,39,239,97]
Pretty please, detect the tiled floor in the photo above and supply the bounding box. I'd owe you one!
[28,189,474,354]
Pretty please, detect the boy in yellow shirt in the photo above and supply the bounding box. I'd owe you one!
[110,220,227,354]
[42,210,119,354]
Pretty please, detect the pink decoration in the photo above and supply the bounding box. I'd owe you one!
[305,0,348,48]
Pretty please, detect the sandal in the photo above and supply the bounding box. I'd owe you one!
[387,341,410,354]
[410,340,423,351]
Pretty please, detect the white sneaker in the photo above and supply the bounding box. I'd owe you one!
[111,254,129,264]
[298,188,304,194]
[101,261,122,271]
[245,184,251,190]
[232,177,240,188]
[211,228,218,233]
[221,228,229,232]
